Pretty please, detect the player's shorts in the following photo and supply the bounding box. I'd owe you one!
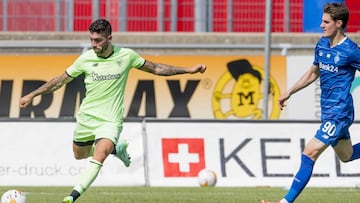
[73,112,122,146]
[314,119,351,147]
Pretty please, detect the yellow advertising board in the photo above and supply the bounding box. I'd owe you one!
[0,55,286,119]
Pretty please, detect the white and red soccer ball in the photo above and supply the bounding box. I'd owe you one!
[1,189,27,203]
[197,169,217,187]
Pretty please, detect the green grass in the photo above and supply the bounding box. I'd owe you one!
[1,186,360,203]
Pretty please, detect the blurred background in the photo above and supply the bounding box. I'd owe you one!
[0,0,358,33]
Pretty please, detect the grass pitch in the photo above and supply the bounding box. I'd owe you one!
[1,186,359,203]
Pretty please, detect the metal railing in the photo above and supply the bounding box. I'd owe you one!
[0,40,314,56]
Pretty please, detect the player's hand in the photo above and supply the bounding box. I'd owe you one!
[278,92,290,111]
[19,94,34,108]
[189,64,206,74]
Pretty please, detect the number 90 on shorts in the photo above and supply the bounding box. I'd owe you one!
[315,120,351,147]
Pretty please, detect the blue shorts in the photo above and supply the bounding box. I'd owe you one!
[314,119,351,147]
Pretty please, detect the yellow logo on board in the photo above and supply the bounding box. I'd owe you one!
[212,59,281,119]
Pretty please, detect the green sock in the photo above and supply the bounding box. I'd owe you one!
[74,159,103,194]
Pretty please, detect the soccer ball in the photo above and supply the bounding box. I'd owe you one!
[197,169,217,187]
[1,190,27,203]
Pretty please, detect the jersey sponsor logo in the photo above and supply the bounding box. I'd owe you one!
[319,62,338,73]
[91,71,120,81]
[162,138,205,177]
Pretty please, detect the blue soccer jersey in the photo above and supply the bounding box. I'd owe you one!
[314,37,360,122]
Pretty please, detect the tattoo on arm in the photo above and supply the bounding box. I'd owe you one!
[142,60,188,76]
[32,74,71,96]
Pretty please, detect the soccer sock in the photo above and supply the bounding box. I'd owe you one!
[348,143,360,162]
[284,154,314,203]
[73,159,103,197]
[69,190,80,201]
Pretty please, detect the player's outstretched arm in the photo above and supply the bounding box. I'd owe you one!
[278,64,319,110]
[19,72,73,108]
[139,60,206,76]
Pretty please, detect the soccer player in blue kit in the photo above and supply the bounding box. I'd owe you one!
[261,3,360,203]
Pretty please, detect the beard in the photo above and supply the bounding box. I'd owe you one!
[93,42,110,56]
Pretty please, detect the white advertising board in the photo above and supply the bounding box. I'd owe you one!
[286,56,319,120]
[2,121,360,187]
[0,122,145,186]
[146,121,360,187]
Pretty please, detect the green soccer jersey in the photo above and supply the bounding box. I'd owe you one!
[66,46,145,126]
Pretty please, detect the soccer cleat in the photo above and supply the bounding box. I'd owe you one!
[62,196,74,203]
[115,140,131,167]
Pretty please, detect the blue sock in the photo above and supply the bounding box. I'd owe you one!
[284,154,314,203]
[348,143,360,161]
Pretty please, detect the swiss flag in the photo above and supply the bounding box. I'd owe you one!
[162,138,205,177]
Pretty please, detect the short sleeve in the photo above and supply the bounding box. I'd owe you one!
[126,48,146,69]
[66,55,85,78]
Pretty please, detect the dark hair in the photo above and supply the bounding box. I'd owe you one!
[323,3,349,29]
[88,19,112,36]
